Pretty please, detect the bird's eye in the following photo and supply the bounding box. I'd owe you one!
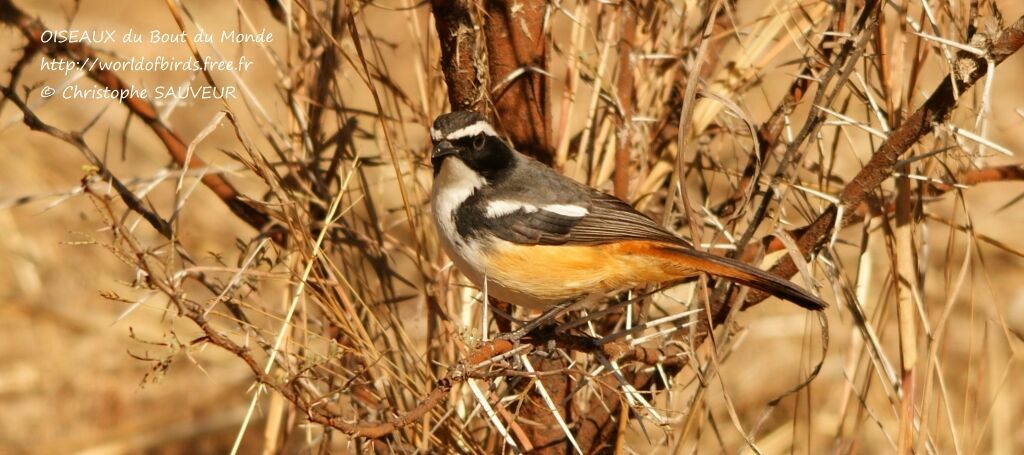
[473,135,486,150]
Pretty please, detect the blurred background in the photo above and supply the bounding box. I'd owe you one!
[1,0,1023,453]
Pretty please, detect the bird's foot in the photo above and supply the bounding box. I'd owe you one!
[495,299,580,343]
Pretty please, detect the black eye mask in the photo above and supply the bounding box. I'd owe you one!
[455,135,515,182]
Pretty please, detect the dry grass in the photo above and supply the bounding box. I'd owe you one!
[1,0,1024,453]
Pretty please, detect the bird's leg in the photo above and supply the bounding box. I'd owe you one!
[486,298,525,330]
[530,334,561,359]
[496,293,606,342]
[496,298,582,342]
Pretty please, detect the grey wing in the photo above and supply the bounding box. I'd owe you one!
[505,209,579,244]
[488,189,689,247]
[566,190,689,246]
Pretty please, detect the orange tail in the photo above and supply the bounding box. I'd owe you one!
[658,244,827,311]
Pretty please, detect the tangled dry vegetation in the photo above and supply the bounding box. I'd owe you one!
[2,0,1024,452]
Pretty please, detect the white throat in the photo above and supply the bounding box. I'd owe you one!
[431,158,490,293]
[432,158,485,229]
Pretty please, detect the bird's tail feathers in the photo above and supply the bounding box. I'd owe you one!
[658,245,827,311]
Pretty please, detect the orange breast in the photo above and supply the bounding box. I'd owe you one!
[485,240,698,302]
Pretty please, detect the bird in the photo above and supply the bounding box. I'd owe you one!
[428,110,826,313]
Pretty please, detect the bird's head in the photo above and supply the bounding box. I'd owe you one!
[429,111,514,181]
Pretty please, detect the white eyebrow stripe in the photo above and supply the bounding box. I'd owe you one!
[485,200,538,218]
[430,127,443,141]
[444,121,498,141]
[541,204,589,218]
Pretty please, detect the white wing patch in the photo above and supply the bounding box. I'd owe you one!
[542,204,589,218]
[444,121,498,141]
[485,200,538,218]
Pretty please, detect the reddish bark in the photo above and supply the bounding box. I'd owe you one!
[431,0,485,111]
[483,0,553,164]
[614,7,637,200]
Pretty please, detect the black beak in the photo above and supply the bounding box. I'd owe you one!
[431,140,457,161]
